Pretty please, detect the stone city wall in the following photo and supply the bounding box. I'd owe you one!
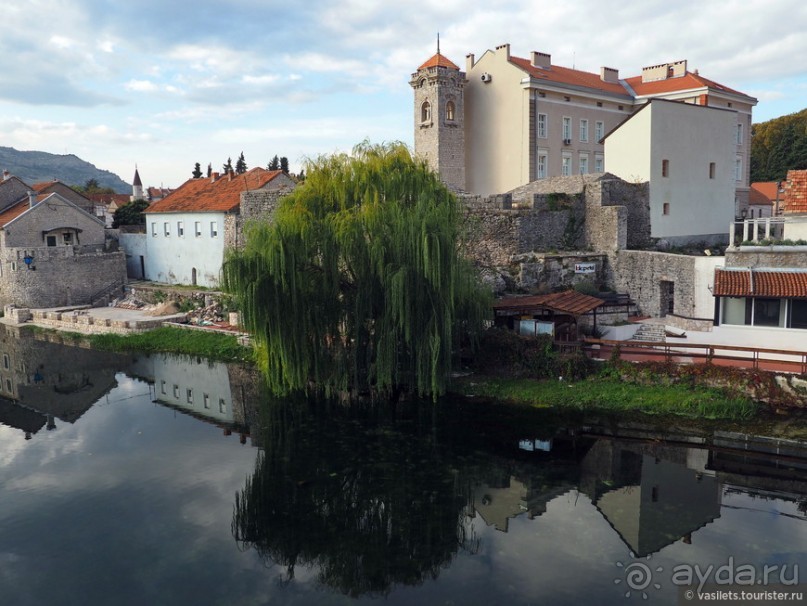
[726,247,807,269]
[0,248,127,308]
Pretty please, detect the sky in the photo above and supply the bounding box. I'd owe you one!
[1,0,805,190]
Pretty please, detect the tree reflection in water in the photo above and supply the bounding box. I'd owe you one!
[232,398,479,597]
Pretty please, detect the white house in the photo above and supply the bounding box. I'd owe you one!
[142,168,294,287]
[604,99,736,245]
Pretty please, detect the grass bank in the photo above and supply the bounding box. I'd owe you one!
[86,327,252,363]
[452,374,759,420]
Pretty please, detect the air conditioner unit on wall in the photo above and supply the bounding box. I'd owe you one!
[480,73,492,83]
[563,138,571,145]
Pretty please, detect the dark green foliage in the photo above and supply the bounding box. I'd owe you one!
[206,162,212,178]
[297,169,305,182]
[223,157,233,174]
[88,327,251,362]
[751,108,807,182]
[112,199,149,228]
[192,162,203,178]
[73,178,115,195]
[268,155,280,171]
[280,156,289,174]
[235,152,247,174]
[223,141,490,401]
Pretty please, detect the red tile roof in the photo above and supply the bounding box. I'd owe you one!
[147,168,284,214]
[714,269,807,298]
[493,290,604,316]
[0,200,30,227]
[32,181,58,192]
[509,57,631,97]
[782,170,807,214]
[418,52,460,70]
[625,72,748,98]
[749,182,780,206]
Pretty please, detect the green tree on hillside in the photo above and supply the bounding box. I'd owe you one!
[280,156,289,174]
[751,108,807,182]
[268,155,280,171]
[223,142,490,401]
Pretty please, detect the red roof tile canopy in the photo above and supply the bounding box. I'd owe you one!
[749,182,781,206]
[418,53,460,70]
[493,290,604,316]
[714,269,807,298]
[0,200,30,227]
[509,57,631,97]
[147,167,284,214]
[782,170,807,214]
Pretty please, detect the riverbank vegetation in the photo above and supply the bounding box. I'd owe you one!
[86,327,251,362]
[454,329,768,420]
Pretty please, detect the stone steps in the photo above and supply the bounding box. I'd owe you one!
[631,323,667,343]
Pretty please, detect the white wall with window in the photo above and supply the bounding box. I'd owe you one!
[561,153,572,176]
[735,156,743,182]
[595,121,604,142]
[562,117,572,141]
[579,153,589,174]
[594,153,604,173]
[537,150,548,179]
[579,119,588,143]
[721,297,807,329]
[537,113,547,138]
[144,211,226,287]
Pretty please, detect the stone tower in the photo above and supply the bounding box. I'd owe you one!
[410,44,466,192]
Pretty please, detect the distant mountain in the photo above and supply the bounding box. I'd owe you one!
[0,146,130,193]
[751,108,807,183]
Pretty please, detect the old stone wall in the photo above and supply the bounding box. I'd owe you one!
[608,250,699,320]
[229,187,295,249]
[2,199,106,248]
[726,247,807,269]
[511,252,608,293]
[0,248,126,308]
[585,206,627,252]
[586,179,650,249]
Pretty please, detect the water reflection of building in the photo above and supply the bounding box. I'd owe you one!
[580,439,722,557]
[129,353,257,443]
[0,323,131,438]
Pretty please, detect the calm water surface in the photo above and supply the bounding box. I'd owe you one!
[0,326,805,605]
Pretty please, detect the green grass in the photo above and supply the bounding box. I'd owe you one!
[87,326,252,363]
[452,375,759,420]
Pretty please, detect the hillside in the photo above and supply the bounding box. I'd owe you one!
[750,108,807,182]
[0,146,130,193]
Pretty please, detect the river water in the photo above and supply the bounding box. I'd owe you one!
[0,326,805,605]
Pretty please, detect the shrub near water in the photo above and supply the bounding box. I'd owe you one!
[89,327,251,362]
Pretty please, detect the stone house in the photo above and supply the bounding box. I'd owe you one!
[134,168,295,287]
[31,180,94,214]
[0,190,126,308]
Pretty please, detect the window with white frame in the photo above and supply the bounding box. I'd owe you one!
[164,222,170,236]
[151,222,157,237]
[177,221,184,237]
[562,117,572,140]
[537,113,547,138]
[579,119,588,143]
[736,123,743,145]
[735,156,743,181]
[594,154,604,173]
[210,221,218,237]
[595,121,604,142]
[194,221,201,237]
[537,151,548,179]
[561,153,572,176]
[579,154,589,174]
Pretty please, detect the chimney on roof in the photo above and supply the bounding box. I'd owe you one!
[495,43,511,60]
[466,53,475,71]
[531,51,551,69]
[600,66,619,83]
[641,60,687,83]
[211,171,220,183]
[28,191,37,208]
[2,170,9,181]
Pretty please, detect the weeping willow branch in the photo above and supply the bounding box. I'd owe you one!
[223,141,490,401]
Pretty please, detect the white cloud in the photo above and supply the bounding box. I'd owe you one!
[125,79,159,92]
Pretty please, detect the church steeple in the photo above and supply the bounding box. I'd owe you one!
[131,166,144,201]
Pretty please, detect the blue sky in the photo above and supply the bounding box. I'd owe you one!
[1,0,805,189]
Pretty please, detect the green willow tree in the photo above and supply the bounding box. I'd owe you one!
[222,142,490,401]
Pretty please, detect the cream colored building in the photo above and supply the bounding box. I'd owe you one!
[411,44,756,218]
[604,99,736,244]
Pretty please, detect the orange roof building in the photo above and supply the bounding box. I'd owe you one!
[412,42,757,222]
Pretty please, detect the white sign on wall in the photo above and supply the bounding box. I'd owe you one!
[574,262,596,274]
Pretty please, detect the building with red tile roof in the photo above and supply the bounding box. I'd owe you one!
[412,43,756,223]
[782,170,807,215]
[136,168,295,287]
[748,181,781,218]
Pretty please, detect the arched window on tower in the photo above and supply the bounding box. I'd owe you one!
[446,100,455,121]
[421,101,431,123]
